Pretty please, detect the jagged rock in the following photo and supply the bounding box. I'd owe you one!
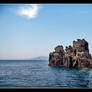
[73,39,89,52]
[55,45,64,53]
[48,39,92,69]
[48,45,64,66]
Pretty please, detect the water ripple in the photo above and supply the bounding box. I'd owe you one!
[0,60,91,88]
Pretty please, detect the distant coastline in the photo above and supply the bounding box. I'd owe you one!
[0,56,49,61]
[29,56,49,60]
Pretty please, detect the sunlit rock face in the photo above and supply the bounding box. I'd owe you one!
[48,39,92,69]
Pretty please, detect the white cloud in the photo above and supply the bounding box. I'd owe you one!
[17,4,41,19]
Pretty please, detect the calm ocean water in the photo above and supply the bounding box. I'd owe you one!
[0,60,92,88]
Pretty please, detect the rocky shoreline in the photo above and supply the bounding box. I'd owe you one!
[48,39,92,69]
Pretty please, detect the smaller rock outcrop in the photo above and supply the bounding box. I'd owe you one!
[49,45,65,66]
[48,39,92,69]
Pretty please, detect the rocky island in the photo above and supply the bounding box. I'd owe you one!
[48,39,92,70]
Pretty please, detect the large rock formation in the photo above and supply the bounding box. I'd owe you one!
[48,39,92,69]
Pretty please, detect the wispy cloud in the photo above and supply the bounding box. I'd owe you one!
[17,4,41,19]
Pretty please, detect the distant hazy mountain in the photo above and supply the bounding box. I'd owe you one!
[31,56,49,60]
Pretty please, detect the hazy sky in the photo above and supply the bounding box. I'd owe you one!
[0,4,92,60]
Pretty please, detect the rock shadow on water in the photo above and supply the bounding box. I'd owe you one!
[48,65,90,88]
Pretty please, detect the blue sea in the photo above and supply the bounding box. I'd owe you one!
[0,60,92,88]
